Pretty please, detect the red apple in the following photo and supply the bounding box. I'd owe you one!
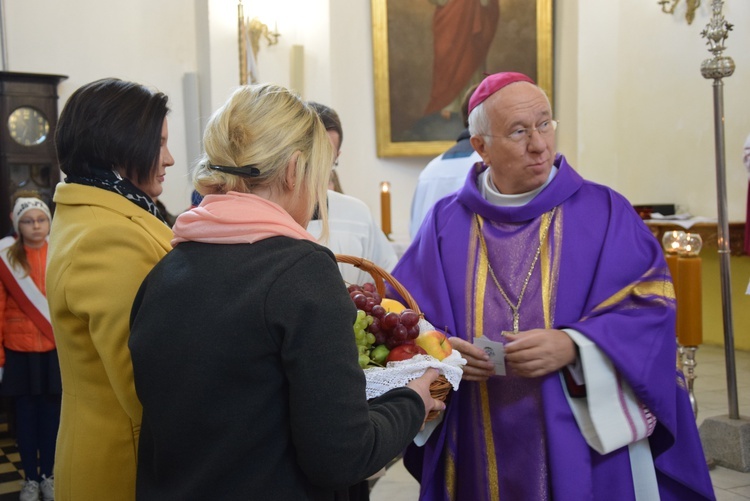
[386,343,427,363]
[415,330,453,361]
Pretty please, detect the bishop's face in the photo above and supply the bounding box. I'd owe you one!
[471,82,556,195]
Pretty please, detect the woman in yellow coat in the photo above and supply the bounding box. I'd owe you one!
[46,78,175,501]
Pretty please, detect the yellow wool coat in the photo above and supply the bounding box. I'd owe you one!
[46,183,172,501]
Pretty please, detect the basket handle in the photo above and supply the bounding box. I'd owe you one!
[335,254,421,315]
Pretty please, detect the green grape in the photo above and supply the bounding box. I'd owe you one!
[358,354,371,368]
[353,309,377,367]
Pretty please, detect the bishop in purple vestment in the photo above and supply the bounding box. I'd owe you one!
[391,73,715,500]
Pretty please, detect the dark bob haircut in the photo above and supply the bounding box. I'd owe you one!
[55,78,170,184]
[307,102,343,149]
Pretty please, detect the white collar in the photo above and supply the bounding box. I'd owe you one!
[480,166,558,207]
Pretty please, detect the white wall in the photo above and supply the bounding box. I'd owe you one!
[574,1,750,220]
[3,0,198,213]
[3,0,749,236]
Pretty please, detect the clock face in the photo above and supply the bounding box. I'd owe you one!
[8,106,50,146]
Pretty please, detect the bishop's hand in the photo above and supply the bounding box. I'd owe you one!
[503,329,576,378]
[448,337,496,381]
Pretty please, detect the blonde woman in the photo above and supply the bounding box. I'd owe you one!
[129,84,443,500]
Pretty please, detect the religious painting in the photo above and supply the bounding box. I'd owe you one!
[371,0,554,157]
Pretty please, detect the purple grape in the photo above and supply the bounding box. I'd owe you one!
[406,325,420,340]
[352,293,367,310]
[371,305,386,319]
[364,298,376,313]
[382,312,400,330]
[385,337,400,349]
[363,282,377,293]
[367,317,381,334]
[392,324,408,342]
[400,309,419,328]
[374,331,388,345]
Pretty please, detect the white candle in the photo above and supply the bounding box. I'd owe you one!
[380,181,391,236]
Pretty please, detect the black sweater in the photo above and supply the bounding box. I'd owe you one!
[129,237,424,500]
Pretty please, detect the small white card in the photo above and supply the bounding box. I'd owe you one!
[473,337,506,376]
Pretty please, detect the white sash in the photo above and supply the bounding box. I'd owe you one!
[0,236,50,323]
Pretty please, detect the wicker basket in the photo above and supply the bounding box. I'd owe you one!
[336,254,452,421]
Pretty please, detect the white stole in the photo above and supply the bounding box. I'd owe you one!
[562,329,660,501]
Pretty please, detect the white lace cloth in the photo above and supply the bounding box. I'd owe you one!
[363,350,466,400]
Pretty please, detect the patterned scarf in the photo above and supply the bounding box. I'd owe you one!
[65,169,167,224]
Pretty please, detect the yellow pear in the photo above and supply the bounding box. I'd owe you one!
[380,298,407,314]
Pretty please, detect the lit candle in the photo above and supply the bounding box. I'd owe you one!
[675,234,703,346]
[661,230,685,291]
[660,230,684,341]
[380,181,391,236]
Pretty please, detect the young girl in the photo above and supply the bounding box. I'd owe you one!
[0,192,61,501]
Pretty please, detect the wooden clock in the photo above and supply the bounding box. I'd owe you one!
[0,71,67,237]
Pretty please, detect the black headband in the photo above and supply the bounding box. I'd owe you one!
[208,164,261,177]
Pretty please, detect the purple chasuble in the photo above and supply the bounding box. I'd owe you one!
[392,155,715,501]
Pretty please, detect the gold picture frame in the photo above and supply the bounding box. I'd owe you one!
[372,0,554,158]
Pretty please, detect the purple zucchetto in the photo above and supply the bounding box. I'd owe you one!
[468,72,536,114]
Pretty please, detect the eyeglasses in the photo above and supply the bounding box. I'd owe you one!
[483,119,558,143]
[18,217,49,226]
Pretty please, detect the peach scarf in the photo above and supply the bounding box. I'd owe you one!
[171,191,316,246]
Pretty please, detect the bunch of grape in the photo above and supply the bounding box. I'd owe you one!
[348,283,422,367]
[353,309,376,368]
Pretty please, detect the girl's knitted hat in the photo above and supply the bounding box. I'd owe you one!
[12,197,51,234]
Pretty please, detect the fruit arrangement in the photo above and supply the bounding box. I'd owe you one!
[336,254,461,422]
[348,282,452,368]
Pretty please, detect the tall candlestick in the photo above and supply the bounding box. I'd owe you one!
[380,181,391,237]
[675,233,703,347]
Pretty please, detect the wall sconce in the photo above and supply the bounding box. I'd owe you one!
[238,1,281,85]
[658,0,701,25]
[248,18,281,60]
